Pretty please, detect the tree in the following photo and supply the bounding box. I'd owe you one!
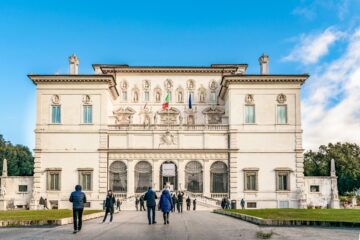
[0,134,34,176]
[304,142,360,195]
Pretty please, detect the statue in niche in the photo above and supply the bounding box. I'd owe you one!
[121,81,128,90]
[133,91,139,102]
[187,115,194,125]
[199,91,205,102]
[178,91,183,102]
[156,91,161,102]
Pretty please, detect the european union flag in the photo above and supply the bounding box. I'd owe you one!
[188,93,192,109]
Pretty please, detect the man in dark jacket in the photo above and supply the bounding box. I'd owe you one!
[69,185,87,234]
[140,195,146,211]
[144,187,157,225]
[135,196,140,211]
[193,198,197,211]
[171,194,177,212]
[102,190,116,223]
[186,196,191,211]
[177,191,184,213]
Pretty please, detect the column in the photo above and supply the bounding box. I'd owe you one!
[178,160,185,191]
[153,160,160,191]
[98,132,108,195]
[127,160,134,196]
[203,159,211,197]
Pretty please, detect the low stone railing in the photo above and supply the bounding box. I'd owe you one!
[211,193,229,199]
[108,124,229,131]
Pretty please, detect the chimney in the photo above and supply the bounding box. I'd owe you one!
[259,53,269,75]
[69,54,79,74]
[2,158,7,177]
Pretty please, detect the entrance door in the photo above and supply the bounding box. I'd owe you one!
[160,162,177,191]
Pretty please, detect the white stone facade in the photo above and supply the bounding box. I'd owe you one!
[22,55,338,210]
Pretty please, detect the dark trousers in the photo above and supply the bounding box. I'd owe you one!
[103,208,113,222]
[73,208,83,231]
[147,206,156,224]
[163,212,169,223]
[140,204,146,211]
[177,202,183,213]
[171,204,175,212]
[186,204,190,211]
[193,204,196,211]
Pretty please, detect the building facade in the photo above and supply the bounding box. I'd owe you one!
[24,54,339,210]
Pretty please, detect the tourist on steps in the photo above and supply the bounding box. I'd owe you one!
[159,186,173,225]
[102,190,115,223]
[144,186,158,225]
[69,185,87,234]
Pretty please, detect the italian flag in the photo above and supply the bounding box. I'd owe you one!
[162,93,170,110]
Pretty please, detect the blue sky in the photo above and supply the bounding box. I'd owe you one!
[1,0,360,150]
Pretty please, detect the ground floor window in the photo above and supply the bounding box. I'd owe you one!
[247,202,257,208]
[79,170,93,191]
[110,161,127,193]
[18,185,28,192]
[47,171,61,191]
[276,171,290,191]
[135,161,152,193]
[210,161,228,193]
[185,161,203,193]
[244,170,258,191]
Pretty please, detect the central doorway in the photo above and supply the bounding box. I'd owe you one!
[160,161,177,191]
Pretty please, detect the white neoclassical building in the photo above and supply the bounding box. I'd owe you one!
[22,54,339,210]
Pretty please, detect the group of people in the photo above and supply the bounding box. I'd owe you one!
[68,184,198,234]
[220,197,246,210]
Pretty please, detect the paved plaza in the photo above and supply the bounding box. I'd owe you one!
[0,211,359,240]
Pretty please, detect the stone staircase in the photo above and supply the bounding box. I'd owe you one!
[116,191,221,211]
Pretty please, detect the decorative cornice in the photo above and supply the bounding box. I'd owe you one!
[219,74,309,99]
[92,64,248,74]
[28,74,119,100]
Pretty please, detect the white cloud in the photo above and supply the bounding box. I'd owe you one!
[283,28,343,64]
[302,28,360,149]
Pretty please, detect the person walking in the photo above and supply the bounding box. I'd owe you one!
[193,198,196,211]
[240,198,245,209]
[69,185,87,234]
[171,194,177,212]
[159,186,173,224]
[144,187,157,225]
[221,198,226,209]
[135,196,140,211]
[102,190,115,223]
[140,195,146,211]
[177,191,184,213]
[116,198,121,211]
[186,196,191,211]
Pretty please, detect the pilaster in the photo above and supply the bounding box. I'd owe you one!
[203,159,210,197]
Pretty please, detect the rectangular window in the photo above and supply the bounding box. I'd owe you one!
[48,172,60,191]
[245,105,255,124]
[144,91,150,102]
[310,185,320,192]
[247,202,257,208]
[51,105,61,124]
[18,185,28,192]
[122,91,127,101]
[83,105,93,124]
[277,171,290,191]
[245,171,258,191]
[79,171,92,191]
[277,105,287,124]
[279,200,289,208]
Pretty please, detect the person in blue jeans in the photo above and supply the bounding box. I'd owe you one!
[144,186,158,225]
[69,185,87,234]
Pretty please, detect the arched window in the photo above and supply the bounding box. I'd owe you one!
[109,161,127,193]
[185,161,203,193]
[135,161,152,193]
[210,161,228,193]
